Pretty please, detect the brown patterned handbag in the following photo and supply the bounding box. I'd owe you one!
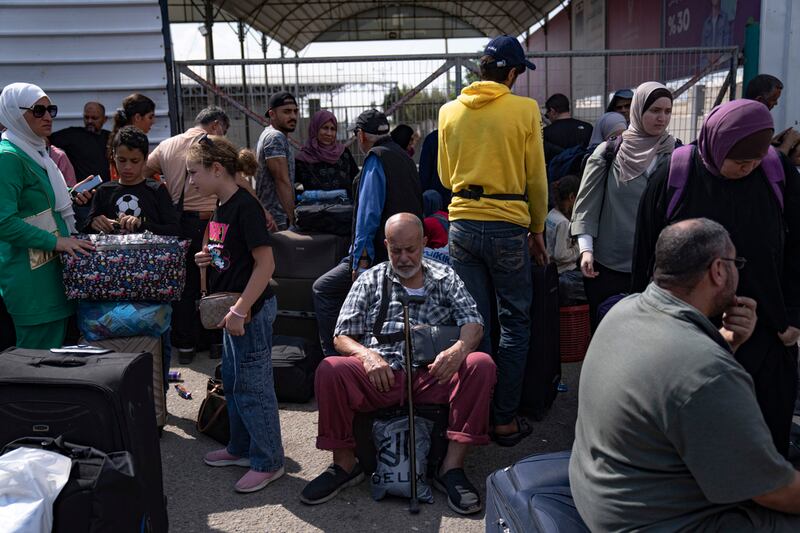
[197,224,250,329]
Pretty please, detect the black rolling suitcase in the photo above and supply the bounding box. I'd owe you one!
[519,263,561,420]
[272,277,318,342]
[271,230,350,279]
[0,348,167,532]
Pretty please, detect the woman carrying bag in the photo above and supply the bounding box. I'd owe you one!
[570,82,675,330]
[0,83,93,349]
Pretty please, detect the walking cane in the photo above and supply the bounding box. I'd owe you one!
[400,292,425,514]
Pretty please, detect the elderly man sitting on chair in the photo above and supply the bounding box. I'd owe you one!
[300,212,496,514]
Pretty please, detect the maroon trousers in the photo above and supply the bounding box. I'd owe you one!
[315,352,497,450]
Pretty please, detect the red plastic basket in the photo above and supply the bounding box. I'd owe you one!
[559,304,591,363]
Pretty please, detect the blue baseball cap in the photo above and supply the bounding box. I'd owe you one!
[484,35,536,72]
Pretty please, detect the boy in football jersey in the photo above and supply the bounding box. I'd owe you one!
[85,126,179,236]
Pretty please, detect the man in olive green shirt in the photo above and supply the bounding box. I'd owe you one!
[570,218,800,531]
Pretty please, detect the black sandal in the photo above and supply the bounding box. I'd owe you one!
[432,468,482,515]
[490,416,533,447]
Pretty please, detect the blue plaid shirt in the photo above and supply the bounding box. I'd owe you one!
[334,259,483,369]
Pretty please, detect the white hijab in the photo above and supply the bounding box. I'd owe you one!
[0,83,76,232]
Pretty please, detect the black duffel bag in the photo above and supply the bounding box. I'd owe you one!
[294,203,353,236]
[2,435,144,533]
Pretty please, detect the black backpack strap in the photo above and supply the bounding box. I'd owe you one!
[596,136,624,222]
[602,135,623,167]
[372,273,405,345]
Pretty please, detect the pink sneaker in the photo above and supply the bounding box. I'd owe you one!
[234,467,285,493]
[204,449,250,467]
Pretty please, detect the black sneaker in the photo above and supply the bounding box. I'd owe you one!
[177,348,195,365]
[300,463,364,505]
[432,468,482,515]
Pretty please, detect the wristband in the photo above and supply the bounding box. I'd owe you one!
[229,306,247,319]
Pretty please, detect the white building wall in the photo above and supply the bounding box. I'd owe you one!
[760,0,799,130]
[0,0,171,143]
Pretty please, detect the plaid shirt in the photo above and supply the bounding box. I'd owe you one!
[334,259,483,369]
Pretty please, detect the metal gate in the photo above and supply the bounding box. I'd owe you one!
[174,46,738,161]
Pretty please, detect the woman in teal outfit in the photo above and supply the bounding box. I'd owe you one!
[0,83,93,348]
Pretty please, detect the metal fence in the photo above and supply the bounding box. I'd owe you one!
[174,46,738,164]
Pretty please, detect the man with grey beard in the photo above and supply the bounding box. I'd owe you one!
[301,213,495,514]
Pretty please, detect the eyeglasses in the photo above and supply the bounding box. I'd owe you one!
[19,105,58,118]
[718,256,747,270]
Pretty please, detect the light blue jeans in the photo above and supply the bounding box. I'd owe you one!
[222,296,284,472]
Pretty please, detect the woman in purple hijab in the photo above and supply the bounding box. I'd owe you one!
[632,98,800,458]
[295,110,358,198]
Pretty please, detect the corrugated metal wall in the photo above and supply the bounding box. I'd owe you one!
[0,0,172,144]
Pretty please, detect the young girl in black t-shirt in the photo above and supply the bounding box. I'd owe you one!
[189,134,285,494]
[85,126,178,235]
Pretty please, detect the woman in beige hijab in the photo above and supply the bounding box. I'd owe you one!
[570,82,675,330]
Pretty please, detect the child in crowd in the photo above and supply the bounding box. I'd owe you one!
[84,125,179,393]
[546,175,586,305]
[84,126,178,235]
[190,134,285,493]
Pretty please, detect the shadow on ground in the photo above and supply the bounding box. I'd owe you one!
[161,354,581,532]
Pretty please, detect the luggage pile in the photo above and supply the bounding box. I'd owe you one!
[0,348,168,532]
[62,233,189,430]
[269,228,348,403]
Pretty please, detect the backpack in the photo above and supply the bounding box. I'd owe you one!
[547,144,591,183]
[665,144,785,220]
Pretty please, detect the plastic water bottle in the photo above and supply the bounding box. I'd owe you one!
[298,189,348,203]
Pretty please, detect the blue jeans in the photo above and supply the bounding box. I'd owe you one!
[222,296,284,472]
[449,220,532,426]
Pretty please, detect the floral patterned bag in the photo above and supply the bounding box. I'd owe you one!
[61,233,189,301]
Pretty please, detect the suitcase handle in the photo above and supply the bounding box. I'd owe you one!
[33,357,88,367]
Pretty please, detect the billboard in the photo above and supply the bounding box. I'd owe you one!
[606,0,663,96]
[665,0,760,49]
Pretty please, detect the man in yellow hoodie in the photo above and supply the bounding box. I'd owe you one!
[438,35,548,447]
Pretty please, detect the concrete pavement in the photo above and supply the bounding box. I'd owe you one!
[161,355,581,532]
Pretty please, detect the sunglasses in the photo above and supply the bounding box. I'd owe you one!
[197,132,215,146]
[19,105,58,119]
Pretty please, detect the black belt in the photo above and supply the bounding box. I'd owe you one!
[453,185,527,202]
